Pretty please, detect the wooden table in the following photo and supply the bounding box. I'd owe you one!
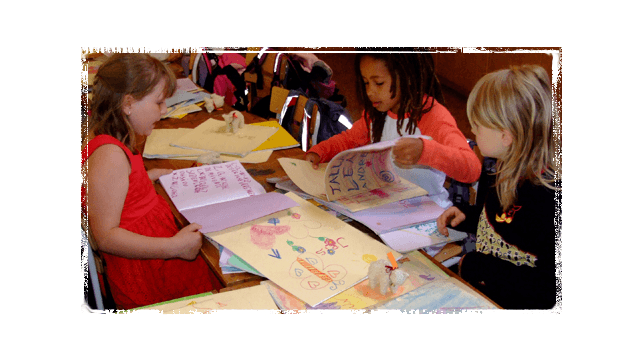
[141,103,306,288]
[141,100,499,309]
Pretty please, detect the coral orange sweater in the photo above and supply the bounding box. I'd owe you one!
[308,99,481,184]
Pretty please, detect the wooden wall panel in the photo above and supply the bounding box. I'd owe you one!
[435,51,555,96]
[434,53,489,96]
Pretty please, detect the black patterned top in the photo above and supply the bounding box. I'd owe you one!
[454,172,561,309]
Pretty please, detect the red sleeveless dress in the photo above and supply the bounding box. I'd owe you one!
[82,135,222,309]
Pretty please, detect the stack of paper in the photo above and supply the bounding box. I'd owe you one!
[143,128,274,163]
[144,128,209,159]
[217,244,263,276]
[275,140,469,253]
[144,119,298,163]
[159,162,402,307]
[163,89,208,119]
[169,118,279,157]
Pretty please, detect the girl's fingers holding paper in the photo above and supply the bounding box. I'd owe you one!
[437,207,465,236]
[392,138,423,165]
[305,152,321,169]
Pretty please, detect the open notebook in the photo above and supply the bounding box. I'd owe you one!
[158,160,298,233]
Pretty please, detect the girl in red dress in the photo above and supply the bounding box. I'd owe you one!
[82,53,222,310]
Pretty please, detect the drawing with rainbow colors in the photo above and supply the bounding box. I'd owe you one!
[206,192,400,307]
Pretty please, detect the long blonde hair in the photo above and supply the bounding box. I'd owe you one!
[467,65,560,211]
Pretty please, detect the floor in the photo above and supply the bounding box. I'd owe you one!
[319,52,474,141]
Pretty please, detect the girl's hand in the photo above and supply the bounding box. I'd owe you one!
[392,138,423,166]
[305,152,321,169]
[148,168,173,182]
[171,223,204,260]
[437,206,466,236]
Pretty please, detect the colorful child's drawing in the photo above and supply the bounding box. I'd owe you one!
[207,192,400,307]
[278,140,428,212]
[261,250,449,310]
[289,254,348,291]
[249,224,290,249]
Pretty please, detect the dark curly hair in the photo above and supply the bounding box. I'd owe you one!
[354,52,444,143]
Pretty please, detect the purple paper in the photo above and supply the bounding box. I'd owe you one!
[181,192,299,233]
[318,195,446,234]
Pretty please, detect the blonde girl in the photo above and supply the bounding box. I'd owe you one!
[437,65,560,309]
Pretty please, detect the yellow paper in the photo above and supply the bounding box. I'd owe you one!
[278,158,328,198]
[144,129,209,158]
[164,103,202,119]
[152,151,273,163]
[144,129,273,163]
[170,118,278,156]
[207,192,400,307]
[140,284,279,313]
[251,120,300,151]
[219,150,273,163]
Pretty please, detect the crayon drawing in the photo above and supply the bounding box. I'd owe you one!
[261,251,449,310]
[208,192,399,307]
[289,254,348,291]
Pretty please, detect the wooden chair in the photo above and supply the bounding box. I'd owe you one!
[269,87,319,152]
[245,50,288,111]
[188,53,203,84]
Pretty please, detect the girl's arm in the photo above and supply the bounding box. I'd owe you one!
[307,115,370,163]
[147,168,173,182]
[445,169,493,233]
[87,145,202,260]
[416,105,482,183]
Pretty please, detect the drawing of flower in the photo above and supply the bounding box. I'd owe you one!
[296,246,306,254]
[291,213,301,219]
[327,249,335,255]
[250,224,291,250]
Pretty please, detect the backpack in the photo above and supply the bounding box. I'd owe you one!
[247,51,347,119]
[282,55,346,107]
[186,52,249,111]
[278,89,352,151]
